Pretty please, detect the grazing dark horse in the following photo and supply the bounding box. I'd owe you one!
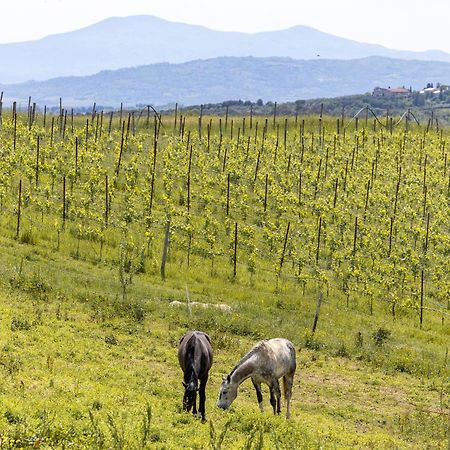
[217,338,296,418]
[178,331,213,421]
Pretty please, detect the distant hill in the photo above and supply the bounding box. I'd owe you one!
[2,56,450,108]
[1,15,450,83]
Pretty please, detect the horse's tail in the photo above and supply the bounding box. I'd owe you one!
[283,341,296,401]
[282,375,288,400]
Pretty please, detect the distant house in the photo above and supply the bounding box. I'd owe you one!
[373,86,411,97]
[419,83,450,95]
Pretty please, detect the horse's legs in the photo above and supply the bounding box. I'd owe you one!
[269,380,281,415]
[274,380,281,415]
[283,372,295,419]
[198,377,208,421]
[192,391,198,416]
[269,385,276,414]
[251,378,264,412]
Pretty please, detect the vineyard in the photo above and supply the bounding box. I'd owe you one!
[0,103,448,448]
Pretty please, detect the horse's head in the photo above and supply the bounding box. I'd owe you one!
[182,381,198,412]
[217,375,237,410]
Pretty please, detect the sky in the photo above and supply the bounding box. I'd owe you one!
[1,0,450,53]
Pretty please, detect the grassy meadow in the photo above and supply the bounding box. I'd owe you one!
[0,107,447,448]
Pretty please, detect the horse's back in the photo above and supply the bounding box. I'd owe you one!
[178,331,213,374]
[261,338,296,378]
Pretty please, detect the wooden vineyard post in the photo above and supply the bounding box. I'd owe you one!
[218,133,222,158]
[75,137,79,178]
[62,176,67,228]
[50,117,54,147]
[145,106,150,129]
[233,222,238,278]
[35,135,40,187]
[393,166,402,216]
[222,146,228,173]
[274,124,279,163]
[207,124,211,152]
[420,270,424,328]
[94,114,99,141]
[108,112,113,135]
[187,145,193,213]
[181,117,186,139]
[185,131,191,153]
[125,113,131,143]
[16,180,22,239]
[284,118,288,153]
[91,102,96,122]
[315,217,322,265]
[264,174,268,212]
[99,111,103,140]
[343,160,349,192]
[149,119,158,215]
[388,217,394,256]
[13,110,17,151]
[161,220,170,280]
[279,222,291,276]
[105,175,109,227]
[273,102,277,128]
[423,154,428,219]
[254,149,261,182]
[333,178,339,209]
[298,173,302,208]
[27,96,31,129]
[198,105,203,139]
[115,121,125,176]
[353,216,358,257]
[363,179,371,220]
[174,103,178,131]
[424,213,430,254]
[312,292,323,334]
[226,173,230,216]
[186,232,193,268]
[286,154,292,174]
[63,110,68,139]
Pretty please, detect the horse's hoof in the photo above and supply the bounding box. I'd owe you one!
[201,416,207,423]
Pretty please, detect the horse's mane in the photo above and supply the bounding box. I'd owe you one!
[229,340,266,377]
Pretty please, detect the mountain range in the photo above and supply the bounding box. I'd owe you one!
[2,56,450,108]
[1,15,450,84]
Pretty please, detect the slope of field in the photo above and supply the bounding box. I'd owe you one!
[1,15,450,83]
[3,56,450,107]
[0,111,447,448]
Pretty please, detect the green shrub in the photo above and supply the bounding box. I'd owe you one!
[373,328,391,347]
[11,316,31,331]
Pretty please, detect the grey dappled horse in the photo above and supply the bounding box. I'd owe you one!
[178,331,213,421]
[217,338,296,418]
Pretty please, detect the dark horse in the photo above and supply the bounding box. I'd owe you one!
[178,331,213,421]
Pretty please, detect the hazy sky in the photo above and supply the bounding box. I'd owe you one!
[1,0,449,52]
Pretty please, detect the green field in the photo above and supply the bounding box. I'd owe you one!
[0,108,448,448]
